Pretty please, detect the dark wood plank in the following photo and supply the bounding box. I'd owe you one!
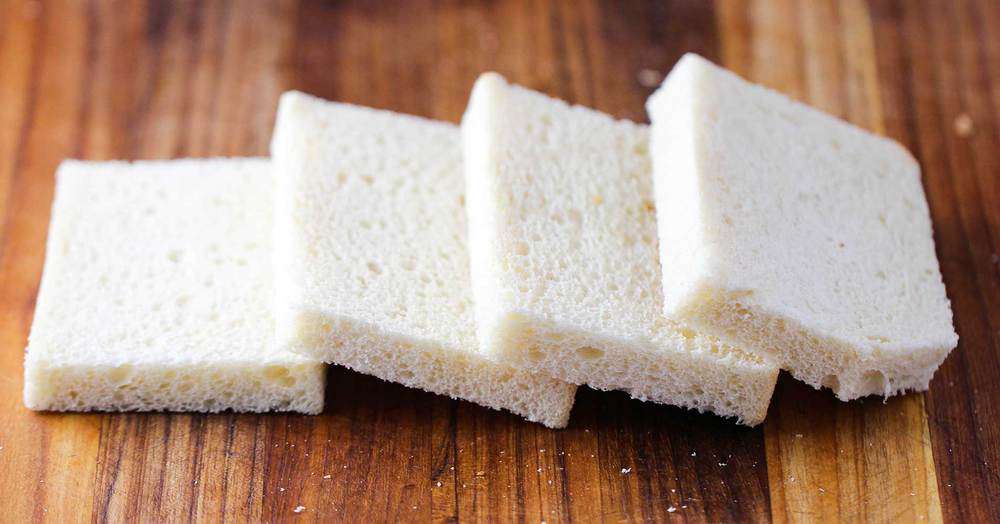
[0,1,102,522]
[867,1,1000,522]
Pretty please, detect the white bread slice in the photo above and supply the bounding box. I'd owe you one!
[646,54,958,400]
[461,73,779,425]
[24,158,326,413]
[270,91,577,428]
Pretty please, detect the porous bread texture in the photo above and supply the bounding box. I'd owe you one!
[270,91,577,428]
[24,158,326,414]
[461,73,779,425]
[646,53,958,400]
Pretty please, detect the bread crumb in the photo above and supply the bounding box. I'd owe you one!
[323,474,331,479]
[621,467,632,474]
[954,113,974,136]
[667,506,677,513]
[293,505,305,514]
[638,68,663,88]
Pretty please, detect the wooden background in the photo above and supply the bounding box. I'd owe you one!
[0,0,996,522]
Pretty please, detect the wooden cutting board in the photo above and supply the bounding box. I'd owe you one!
[0,0,995,522]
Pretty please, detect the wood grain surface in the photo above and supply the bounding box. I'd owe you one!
[0,1,996,522]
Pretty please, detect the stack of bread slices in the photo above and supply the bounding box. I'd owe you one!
[23,54,958,428]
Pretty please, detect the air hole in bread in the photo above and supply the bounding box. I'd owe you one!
[861,370,886,392]
[575,346,604,360]
[264,365,296,387]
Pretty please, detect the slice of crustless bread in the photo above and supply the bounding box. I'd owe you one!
[646,54,958,400]
[461,73,779,425]
[270,91,577,428]
[24,158,326,413]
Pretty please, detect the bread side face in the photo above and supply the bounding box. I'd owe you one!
[271,91,576,427]
[648,54,958,399]
[24,361,325,414]
[462,74,779,425]
[279,306,576,428]
[487,309,777,424]
[675,286,951,399]
[23,159,326,413]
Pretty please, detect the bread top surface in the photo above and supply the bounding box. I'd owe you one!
[462,73,769,365]
[272,92,476,350]
[648,54,957,354]
[26,158,308,367]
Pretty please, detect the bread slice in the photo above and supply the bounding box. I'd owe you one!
[461,73,779,425]
[24,158,326,413]
[270,91,577,428]
[646,54,958,400]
